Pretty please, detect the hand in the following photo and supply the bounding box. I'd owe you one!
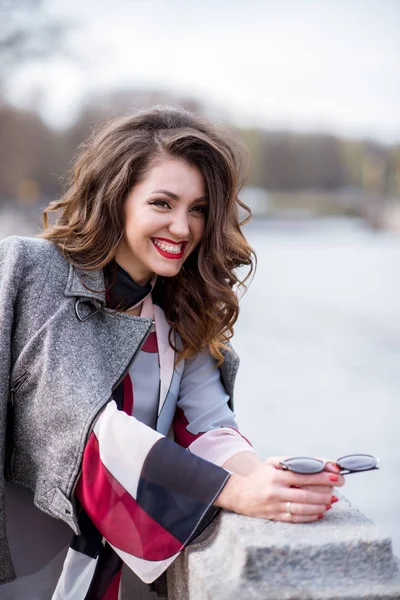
[216,456,345,523]
[266,456,343,499]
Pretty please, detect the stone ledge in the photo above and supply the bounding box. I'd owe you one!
[167,495,400,600]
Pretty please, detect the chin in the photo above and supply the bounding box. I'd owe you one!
[156,268,182,278]
[152,263,182,278]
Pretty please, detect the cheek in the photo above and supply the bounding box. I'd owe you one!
[123,203,138,235]
[124,208,155,240]
[193,219,206,243]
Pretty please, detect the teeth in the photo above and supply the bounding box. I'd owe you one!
[153,239,182,254]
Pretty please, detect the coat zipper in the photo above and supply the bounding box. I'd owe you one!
[69,319,155,505]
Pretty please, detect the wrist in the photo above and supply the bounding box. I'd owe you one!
[214,473,244,513]
[222,451,263,477]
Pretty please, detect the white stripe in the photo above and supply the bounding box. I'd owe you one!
[109,544,181,584]
[188,428,256,467]
[154,304,175,415]
[93,401,163,499]
[52,548,98,600]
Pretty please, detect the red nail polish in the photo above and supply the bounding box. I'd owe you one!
[326,504,332,510]
[331,495,339,503]
[329,475,338,482]
[318,514,324,519]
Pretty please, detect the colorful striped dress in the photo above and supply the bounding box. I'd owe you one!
[3,263,255,599]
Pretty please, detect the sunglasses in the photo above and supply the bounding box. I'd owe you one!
[279,453,379,475]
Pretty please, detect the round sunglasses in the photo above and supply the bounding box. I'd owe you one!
[279,453,379,475]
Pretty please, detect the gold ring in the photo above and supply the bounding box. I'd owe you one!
[286,501,292,517]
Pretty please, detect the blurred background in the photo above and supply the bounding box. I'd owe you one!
[1,0,399,558]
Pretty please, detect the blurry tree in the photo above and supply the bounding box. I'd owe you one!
[0,88,208,205]
[62,88,207,169]
[0,103,63,202]
[254,131,346,191]
[240,128,263,187]
[340,139,364,188]
[0,0,68,91]
[390,146,400,196]
[0,79,398,217]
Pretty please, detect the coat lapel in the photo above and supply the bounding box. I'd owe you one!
[65,263,176,418]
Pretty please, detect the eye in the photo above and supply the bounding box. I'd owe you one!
[190,204,207,215]
[148,199,171,209]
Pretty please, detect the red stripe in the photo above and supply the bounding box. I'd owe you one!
[142,331,158,353]
[173,407,203,448]
[102,568,122,600]
[122,372,134,416]
[76,433,183,561]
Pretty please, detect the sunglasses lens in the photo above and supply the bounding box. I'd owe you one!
[284,458,324,474]
[337,454,376,471]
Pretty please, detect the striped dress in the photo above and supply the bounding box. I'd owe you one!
[3,263,255,599]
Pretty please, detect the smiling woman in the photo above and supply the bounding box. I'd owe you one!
[115,159,207,285]
[0,106,345,600]
[40,107,254,364]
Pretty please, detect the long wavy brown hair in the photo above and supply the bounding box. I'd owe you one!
[42,106,256,364]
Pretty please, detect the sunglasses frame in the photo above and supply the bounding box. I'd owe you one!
[279,453,379,475]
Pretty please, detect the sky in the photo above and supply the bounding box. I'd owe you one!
[5,0,400,142]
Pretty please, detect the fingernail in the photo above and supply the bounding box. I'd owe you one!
[326,504,332,510]
[331,495,339,503]
[329,475,339,482]
[330,462,341,473]
[318,514,324,519]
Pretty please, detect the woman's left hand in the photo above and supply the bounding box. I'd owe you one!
[265,456,342,504]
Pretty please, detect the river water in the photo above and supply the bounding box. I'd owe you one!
[233,217,400,555]
[2,209,400,557]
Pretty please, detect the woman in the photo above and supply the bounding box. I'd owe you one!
[0,107,344,599]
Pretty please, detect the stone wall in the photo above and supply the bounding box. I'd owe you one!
[167,495,400,600]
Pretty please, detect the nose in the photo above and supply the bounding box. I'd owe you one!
[168,210,190,240]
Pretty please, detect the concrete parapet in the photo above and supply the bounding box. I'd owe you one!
[167,495,400,599]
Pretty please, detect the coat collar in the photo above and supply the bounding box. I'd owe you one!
[64,263,107,305]
[64,263,157,308]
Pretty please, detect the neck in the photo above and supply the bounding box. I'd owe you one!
[104,261,152,311]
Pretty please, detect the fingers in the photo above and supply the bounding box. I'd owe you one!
[264,457,344,486]
[265,456,342,476]
[284,501,328,516]
[297,485,332,494]
[322,461,341,474]
[282,486,333,506]
[278,497,332,523]
[276,469,345,488]
[278,512,324,523]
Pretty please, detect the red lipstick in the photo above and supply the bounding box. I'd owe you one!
[152,239,187,260]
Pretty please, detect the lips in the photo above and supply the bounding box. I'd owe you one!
[152,238,187,260]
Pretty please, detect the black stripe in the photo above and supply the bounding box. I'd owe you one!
[136,437,228,543]
[113,380,124,411]
[70,505,103,559]
[84,542,122,600]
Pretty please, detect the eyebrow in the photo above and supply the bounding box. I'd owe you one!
[150,189,209,203]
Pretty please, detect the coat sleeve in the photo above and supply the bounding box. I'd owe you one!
[0,237,25,583]
[75,400,231,584]
[173,348,256,466]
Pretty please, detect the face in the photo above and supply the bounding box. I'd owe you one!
[114,158,208,285]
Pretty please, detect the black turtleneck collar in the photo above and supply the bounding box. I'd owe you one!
[103,261,152,311]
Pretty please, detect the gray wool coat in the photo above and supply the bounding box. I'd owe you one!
[0,236,240,585]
